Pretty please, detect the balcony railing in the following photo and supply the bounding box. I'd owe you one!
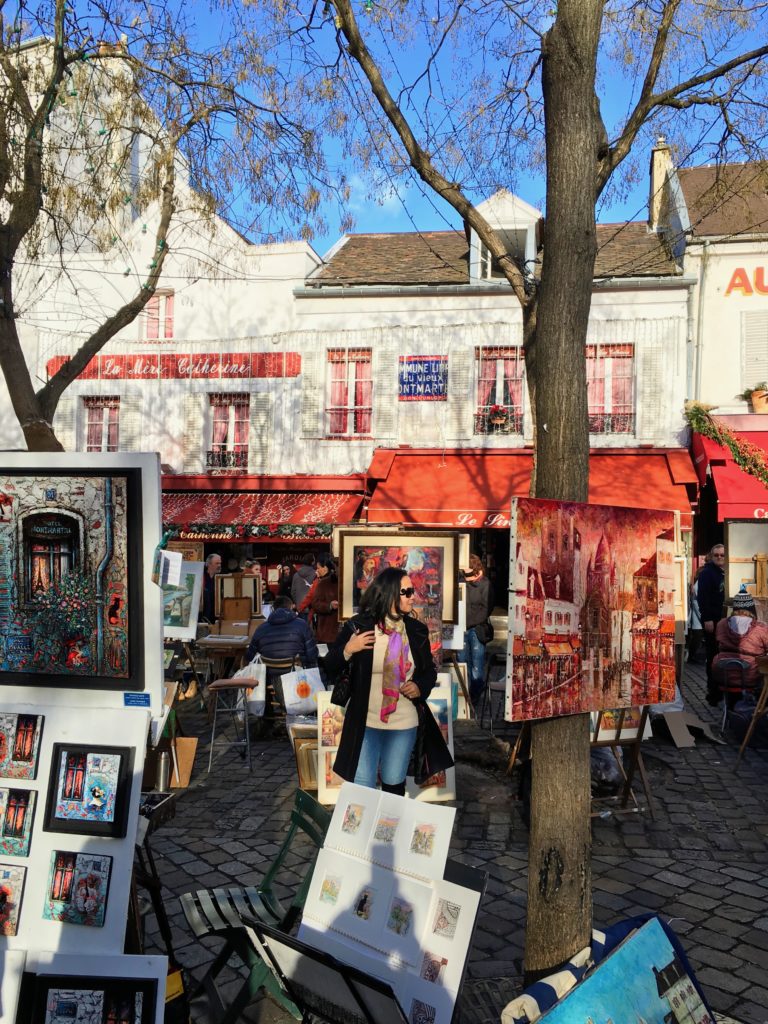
[474,409,524,435]
[588,412,634,434]
[206,449,248,471]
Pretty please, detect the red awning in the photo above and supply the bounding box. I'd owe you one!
[691,430,768,521]
[162,475,366,532]
[366,449,695,530]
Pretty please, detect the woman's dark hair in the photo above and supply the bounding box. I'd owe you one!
[316,553,337,577]
[359,567,408,624]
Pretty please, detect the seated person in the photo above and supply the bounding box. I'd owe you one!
[245,596,318,706]
[713,588,768,692]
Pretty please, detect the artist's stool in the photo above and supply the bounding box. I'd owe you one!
[207,679,254,772]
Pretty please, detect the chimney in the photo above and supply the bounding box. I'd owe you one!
[649,136,672,232]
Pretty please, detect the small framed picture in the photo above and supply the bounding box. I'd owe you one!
[18,972,158,1023]
[0,788,36,857]
[293,738,318,792]
[44,744,134,838]
[0,862,26,936]
[43,850,112,927]
[0,713,44,780]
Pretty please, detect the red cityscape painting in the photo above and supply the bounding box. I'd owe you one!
[507,498,677,722]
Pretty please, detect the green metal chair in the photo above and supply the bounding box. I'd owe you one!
[180,788,331,1024]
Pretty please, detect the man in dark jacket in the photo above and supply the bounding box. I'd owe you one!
[290,553,316,614]
[459,554,494,703]
[245,596,318,666]
[698,543,726,704]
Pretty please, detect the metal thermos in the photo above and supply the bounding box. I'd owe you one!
[156,750,170,793]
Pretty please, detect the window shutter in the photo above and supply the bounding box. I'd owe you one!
[144,296,160,340]
[635,345,664,442]
[118,395,144,451]
[373,342,398,439]
[247,393,274,473]
[182,393,208,473]
[445,348,474,439]
[300,349,323,438]
[53,395,77,451]
[741,312,768,388]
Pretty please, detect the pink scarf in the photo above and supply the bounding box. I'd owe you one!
[380,620,412,723]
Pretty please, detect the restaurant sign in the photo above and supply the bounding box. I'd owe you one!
[398,356,448,401]
[46,352,301,380]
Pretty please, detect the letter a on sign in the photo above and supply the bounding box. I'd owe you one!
[725,268,753,296]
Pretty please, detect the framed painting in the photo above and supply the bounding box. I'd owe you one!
[17,972,159,1024]
[43,744,134,838]
[293,738,318,792]
[0,863,26,936]
[0,713,44,779]
[507,498,677,723]
[42,850,112,927]
[161,561,204,641]
[0,787,36,856]
[0,466,145,690]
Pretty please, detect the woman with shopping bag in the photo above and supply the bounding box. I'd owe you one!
[323,567,452,796]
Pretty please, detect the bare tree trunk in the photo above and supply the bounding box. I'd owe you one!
[523,0,607,981]
[0,305,62,451]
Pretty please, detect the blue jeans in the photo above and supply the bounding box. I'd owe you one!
[354,727,418,788]
[458,627,486,700]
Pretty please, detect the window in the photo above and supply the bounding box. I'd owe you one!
[208,393,249,470]
[51,851,77,901]
[84,396,120,452]
[586,344,634,433]
[474,347,525,434]
[3,791,29,837]
[23,513,78,602]
[139,290,174,341]
[63,753,87,801]
[326,349,372,436]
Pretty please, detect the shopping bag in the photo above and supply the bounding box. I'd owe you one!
[232,655,267,718]
[281,666,325,715]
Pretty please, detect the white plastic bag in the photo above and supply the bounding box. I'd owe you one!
[281,666,325,715]
[233,655,266,717]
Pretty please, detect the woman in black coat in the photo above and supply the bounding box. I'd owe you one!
[323,567,438,795]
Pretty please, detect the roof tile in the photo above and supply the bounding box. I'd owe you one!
[678,163,768,237]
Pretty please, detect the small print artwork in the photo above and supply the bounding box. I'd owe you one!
[341,803,365,836]
[320,704,345,748]
[420,952,448,983]
[0,863,26,935]
[320,875,341,905]
[387,896,414,937]
[432,898,460,939]
[374,815,399,843]
[354,886,375,920]
[410,823,436,857]
[410,998,437,1024]
[43,850,112,927]
[44,744,133,838]
[0,787,36,856]
[24,975,158,1024]
[0,713,43,780]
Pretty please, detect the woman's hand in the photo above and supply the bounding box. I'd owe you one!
[400,681,420,699]
[343,630,375,658]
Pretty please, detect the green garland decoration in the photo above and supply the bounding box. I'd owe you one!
[165,522,333,541]
[685,401,768,489]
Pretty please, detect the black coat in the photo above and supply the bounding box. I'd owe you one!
[324,614,438,782]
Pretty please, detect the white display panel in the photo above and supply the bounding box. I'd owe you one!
[0,703,149,955]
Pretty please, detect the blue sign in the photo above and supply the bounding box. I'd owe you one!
[398,356,448,401]
[123,692,151,707]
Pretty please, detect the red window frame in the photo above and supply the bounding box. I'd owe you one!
[326,348,372,437]
[140,290,174,341]
[474,346,525,434]
[208,393,249,470]
[84,396,120,452]
[586,343,634,433]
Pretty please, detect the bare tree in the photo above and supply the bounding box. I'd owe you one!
[252,0,768,977]
[0,0,343,450]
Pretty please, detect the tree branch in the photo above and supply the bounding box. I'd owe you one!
[330,0,532,309]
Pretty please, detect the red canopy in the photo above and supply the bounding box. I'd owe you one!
[366,448,696,530]
[691,431,768,521]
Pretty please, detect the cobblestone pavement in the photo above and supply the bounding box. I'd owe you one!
[144,660,768,1024]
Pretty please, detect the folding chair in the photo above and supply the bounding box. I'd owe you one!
[180,789,331,1024]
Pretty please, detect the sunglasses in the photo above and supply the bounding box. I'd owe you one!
[400,587,415,598]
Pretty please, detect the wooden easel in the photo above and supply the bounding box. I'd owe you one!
[504,706,654,818]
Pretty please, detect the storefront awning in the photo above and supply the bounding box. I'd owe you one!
[366,449,696,530]
[162,474,366,540]
[691,430,768,521]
